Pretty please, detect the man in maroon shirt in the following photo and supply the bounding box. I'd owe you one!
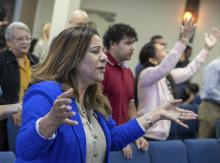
[102,23,148,159]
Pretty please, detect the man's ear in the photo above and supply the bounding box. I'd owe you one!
[148,57,158,65]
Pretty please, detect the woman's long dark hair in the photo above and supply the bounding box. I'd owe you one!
[134,42,176,108]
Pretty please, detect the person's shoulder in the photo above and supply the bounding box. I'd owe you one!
[213,58,220,65]
[24,81,62,102]
[30,81,61,90]
[104,62,115,75]
[28,81,62,95]
[206,58,220,70]
[123,67,134,76]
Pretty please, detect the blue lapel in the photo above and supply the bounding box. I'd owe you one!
[70,100,86,163]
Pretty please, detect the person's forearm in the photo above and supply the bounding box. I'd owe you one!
[38,114,59,138]
[0,108,8,120]
[136,109,161,130]
[171,49,209,84]
[141,41,186,86]
[0,104,20,120]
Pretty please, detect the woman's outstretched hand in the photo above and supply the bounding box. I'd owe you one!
[179,18,196,44]
[158,99,198,128]
[47,88,78,126]
[39,88,78,138]
[204,27,220,50]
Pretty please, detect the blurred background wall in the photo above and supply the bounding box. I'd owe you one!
[0,0,220,85]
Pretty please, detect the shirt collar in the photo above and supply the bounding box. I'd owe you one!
[106,52,127,67]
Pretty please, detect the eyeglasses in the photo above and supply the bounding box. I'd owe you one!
[12,36,32,42]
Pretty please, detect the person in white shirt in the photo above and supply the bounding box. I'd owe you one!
[135,20,220,140]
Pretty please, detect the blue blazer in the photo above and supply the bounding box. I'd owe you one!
[15,81,144,163]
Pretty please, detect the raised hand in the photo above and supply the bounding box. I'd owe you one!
[48,88,78,126]
[180,18,196,43]
[39,88,78,138]
[204,27,220,50]
[158,100,198,128]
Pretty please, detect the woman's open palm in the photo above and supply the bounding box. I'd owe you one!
[158,100,198,128]
[205,28,220,49]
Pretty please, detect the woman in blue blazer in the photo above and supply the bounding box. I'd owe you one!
[15,26,197,163]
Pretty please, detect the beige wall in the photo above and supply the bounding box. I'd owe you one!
[81,0,185,70]
[19,0,38,30]
[32,0,81,39]
[49,0,81,40]
[32,0,54,38]
[31,0,220,85]
[81,0,220,85]
[191,0,220,84]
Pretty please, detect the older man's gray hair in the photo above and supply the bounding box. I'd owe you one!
[5,21,30,40]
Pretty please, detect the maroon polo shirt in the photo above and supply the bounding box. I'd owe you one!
[102,53,134,125]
